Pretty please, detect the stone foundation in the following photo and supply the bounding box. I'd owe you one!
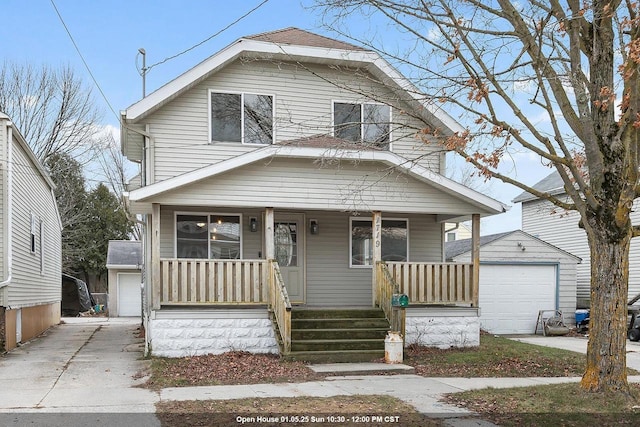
[149,309,278,357]
[404,307,480,348]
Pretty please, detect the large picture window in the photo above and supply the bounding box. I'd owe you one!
[350,218,408,267]
[210,92,273,145]
[334,102,390,147]
[176,214,241,259]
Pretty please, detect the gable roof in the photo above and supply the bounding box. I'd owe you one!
[444,229,581,261]
[106,240,142,269]
[0,112,56,191]
[445,231,512,260]
[512,170,564,203]
[246,27,367,51]
[121,27,463,136]
[126,144,508,215]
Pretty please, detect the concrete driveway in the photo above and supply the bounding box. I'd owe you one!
[511,335,640,371]
[0,317,159,426]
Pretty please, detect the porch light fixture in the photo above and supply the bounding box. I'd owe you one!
[250,217,258,232]
[310,219,319,235]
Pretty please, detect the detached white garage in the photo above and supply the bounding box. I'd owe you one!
[446,230,580,334]
[107,240,143,317]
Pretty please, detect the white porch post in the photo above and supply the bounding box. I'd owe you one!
[471,213,480,307]
[265,208,275,260]
[372,210,382,306]
[151,203,161,310]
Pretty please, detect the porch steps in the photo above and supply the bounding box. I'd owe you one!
[283,308,390,363]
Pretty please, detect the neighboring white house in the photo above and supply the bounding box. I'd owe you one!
[106,240,142,317]
[121,28,507,358]
[444,222,472,242]
[515,170,640,308]
[446,230,580,332]
[0,113,62,351]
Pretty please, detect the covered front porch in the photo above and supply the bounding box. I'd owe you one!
[148,204,482,355]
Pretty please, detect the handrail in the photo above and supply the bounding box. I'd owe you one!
[376,262,405,338]
[269,260,292,354]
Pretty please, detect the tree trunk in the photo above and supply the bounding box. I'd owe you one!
[581,220,631,393]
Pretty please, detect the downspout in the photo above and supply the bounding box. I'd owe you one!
[0,122,13,289]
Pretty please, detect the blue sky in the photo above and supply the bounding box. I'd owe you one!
[1,0,554,235]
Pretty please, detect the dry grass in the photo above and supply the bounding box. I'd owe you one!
[156,395,440,427]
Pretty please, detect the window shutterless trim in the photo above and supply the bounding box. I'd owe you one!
[174,211,243,259]
[208,89,275,145]
[348,216,409,269]
[331,100,393,147]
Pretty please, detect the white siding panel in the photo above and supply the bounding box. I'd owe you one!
[7,139,61,307]
[145,60,443,183]
[153,158,479,214]
[522,199,590,306]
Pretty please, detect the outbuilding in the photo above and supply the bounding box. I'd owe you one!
[446,230,580,334]
[106,240,142,317]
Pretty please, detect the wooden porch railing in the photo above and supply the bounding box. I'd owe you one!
[385,262,475,305]
[376,262,405,337]
[159,259,269,304]
[269,261,292,354]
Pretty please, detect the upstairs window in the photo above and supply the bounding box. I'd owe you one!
[334,102,391,148]
[210,92,273,145]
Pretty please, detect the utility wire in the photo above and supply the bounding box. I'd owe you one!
[50,0,120,122]
[146,0,270,72]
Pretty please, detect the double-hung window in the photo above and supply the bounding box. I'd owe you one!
[334,102,391,148]
[210,92,273,145]
[176,214,241,259]
[350,218,408,267]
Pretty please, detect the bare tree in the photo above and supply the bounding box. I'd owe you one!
[0,61,102,163]
[316,0,640,394]
[96,133,142,240]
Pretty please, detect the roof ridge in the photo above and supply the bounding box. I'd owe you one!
[243,27,368,51]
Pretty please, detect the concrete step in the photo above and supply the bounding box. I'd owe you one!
[292,309,386,320]
[291,318,390,330]
[291,338,385,352]
[292,328,388,341]
[285,349,385,363]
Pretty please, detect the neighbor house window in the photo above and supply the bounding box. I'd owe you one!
[350,218,408,267]
[210,92,273,144]
[40,220,45,274]
[176,214,241,259]
[334,102,390,147]
[30,213,38,254]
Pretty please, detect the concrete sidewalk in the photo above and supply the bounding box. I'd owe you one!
[3,319,637,427]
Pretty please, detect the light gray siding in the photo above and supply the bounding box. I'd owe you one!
[159,206,442,306]
[143,59,442,184]
[0,122,4,305]
[451,230,579,322]
[522,198,640,307]
[6,134,61,307]
[152,158,481,215]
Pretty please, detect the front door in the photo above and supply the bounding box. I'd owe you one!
[274,214,305,303]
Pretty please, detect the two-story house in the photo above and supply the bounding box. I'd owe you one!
[121,28,506,359]
[516,170,640,309]
[0,113,62,352]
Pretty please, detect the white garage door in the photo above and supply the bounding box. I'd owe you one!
[118,272,142,317]
[480,264,556,334]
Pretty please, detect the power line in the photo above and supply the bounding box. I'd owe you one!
[146,0,270,72]
[50,0,120,122]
